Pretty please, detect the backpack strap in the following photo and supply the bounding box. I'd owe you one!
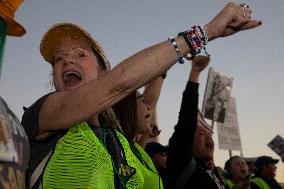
[29,150,52,189]
[174,158,197,189]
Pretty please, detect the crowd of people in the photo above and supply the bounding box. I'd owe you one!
[1,0,283,189]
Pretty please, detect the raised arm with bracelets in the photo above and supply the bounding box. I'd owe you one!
[33,2,260,137]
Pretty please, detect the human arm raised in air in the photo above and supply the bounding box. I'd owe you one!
[36,2,261,137]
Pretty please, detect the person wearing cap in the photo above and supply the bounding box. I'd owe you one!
[250,156,283,189]
[224,156,251,189]
[0,0,29,188]
[21,2,261,189]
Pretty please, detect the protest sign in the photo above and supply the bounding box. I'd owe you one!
[202,67,233,123]
[267,135,284,157]
[217,97,242,151]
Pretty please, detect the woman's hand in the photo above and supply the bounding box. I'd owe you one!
[205,2,262,40]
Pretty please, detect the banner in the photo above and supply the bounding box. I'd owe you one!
[217,97,242,151]
[202,67,233,123]
[267,135,284,157]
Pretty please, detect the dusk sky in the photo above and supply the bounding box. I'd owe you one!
[1,0,283,182]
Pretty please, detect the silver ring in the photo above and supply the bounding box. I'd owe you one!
[244,4,249,8]
[243,12,247,17]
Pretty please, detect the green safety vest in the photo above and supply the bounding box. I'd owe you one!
[251,177,270,189]
[225,178,253,189]
[225,179,234,189]
[43,122,163,188]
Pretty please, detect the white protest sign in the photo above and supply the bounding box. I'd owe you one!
[202,67,233,123]
[217,97,242,151]
[267,135,284,157]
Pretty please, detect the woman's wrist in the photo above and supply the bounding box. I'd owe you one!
[204,23,217,41]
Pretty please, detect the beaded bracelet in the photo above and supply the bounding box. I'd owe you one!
[168,37,185,64]
[178,31,196,57]
[178,25,209,61]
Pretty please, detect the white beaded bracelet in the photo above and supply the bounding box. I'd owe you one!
[168,37,184,64]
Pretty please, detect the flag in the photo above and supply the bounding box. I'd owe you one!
[0,19,7,77]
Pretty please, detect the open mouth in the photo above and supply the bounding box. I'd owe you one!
[205,143,213,150]
[145,114,150,119]
[62,71,82,87]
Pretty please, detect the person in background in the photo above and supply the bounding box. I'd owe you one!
[0,0,29,188]
[145,142,168,179]
[21,2,261,188]
[133,73,165,148]
[113,73,164,145]
[244,157,257,175]
[166,55,226,189]
[250,156,283,189]
[224,156,251,189]
[112,78,165,186]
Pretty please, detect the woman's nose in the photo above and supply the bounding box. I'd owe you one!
[63,57,75,65]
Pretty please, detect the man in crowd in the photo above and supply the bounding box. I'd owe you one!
[250,156,283,189]
[166,55,226,189]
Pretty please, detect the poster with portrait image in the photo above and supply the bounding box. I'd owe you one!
[202,67,233,123]
[217,97,242,151]
[267,135,284,157]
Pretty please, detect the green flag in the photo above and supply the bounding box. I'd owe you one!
[0,18,7,77]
